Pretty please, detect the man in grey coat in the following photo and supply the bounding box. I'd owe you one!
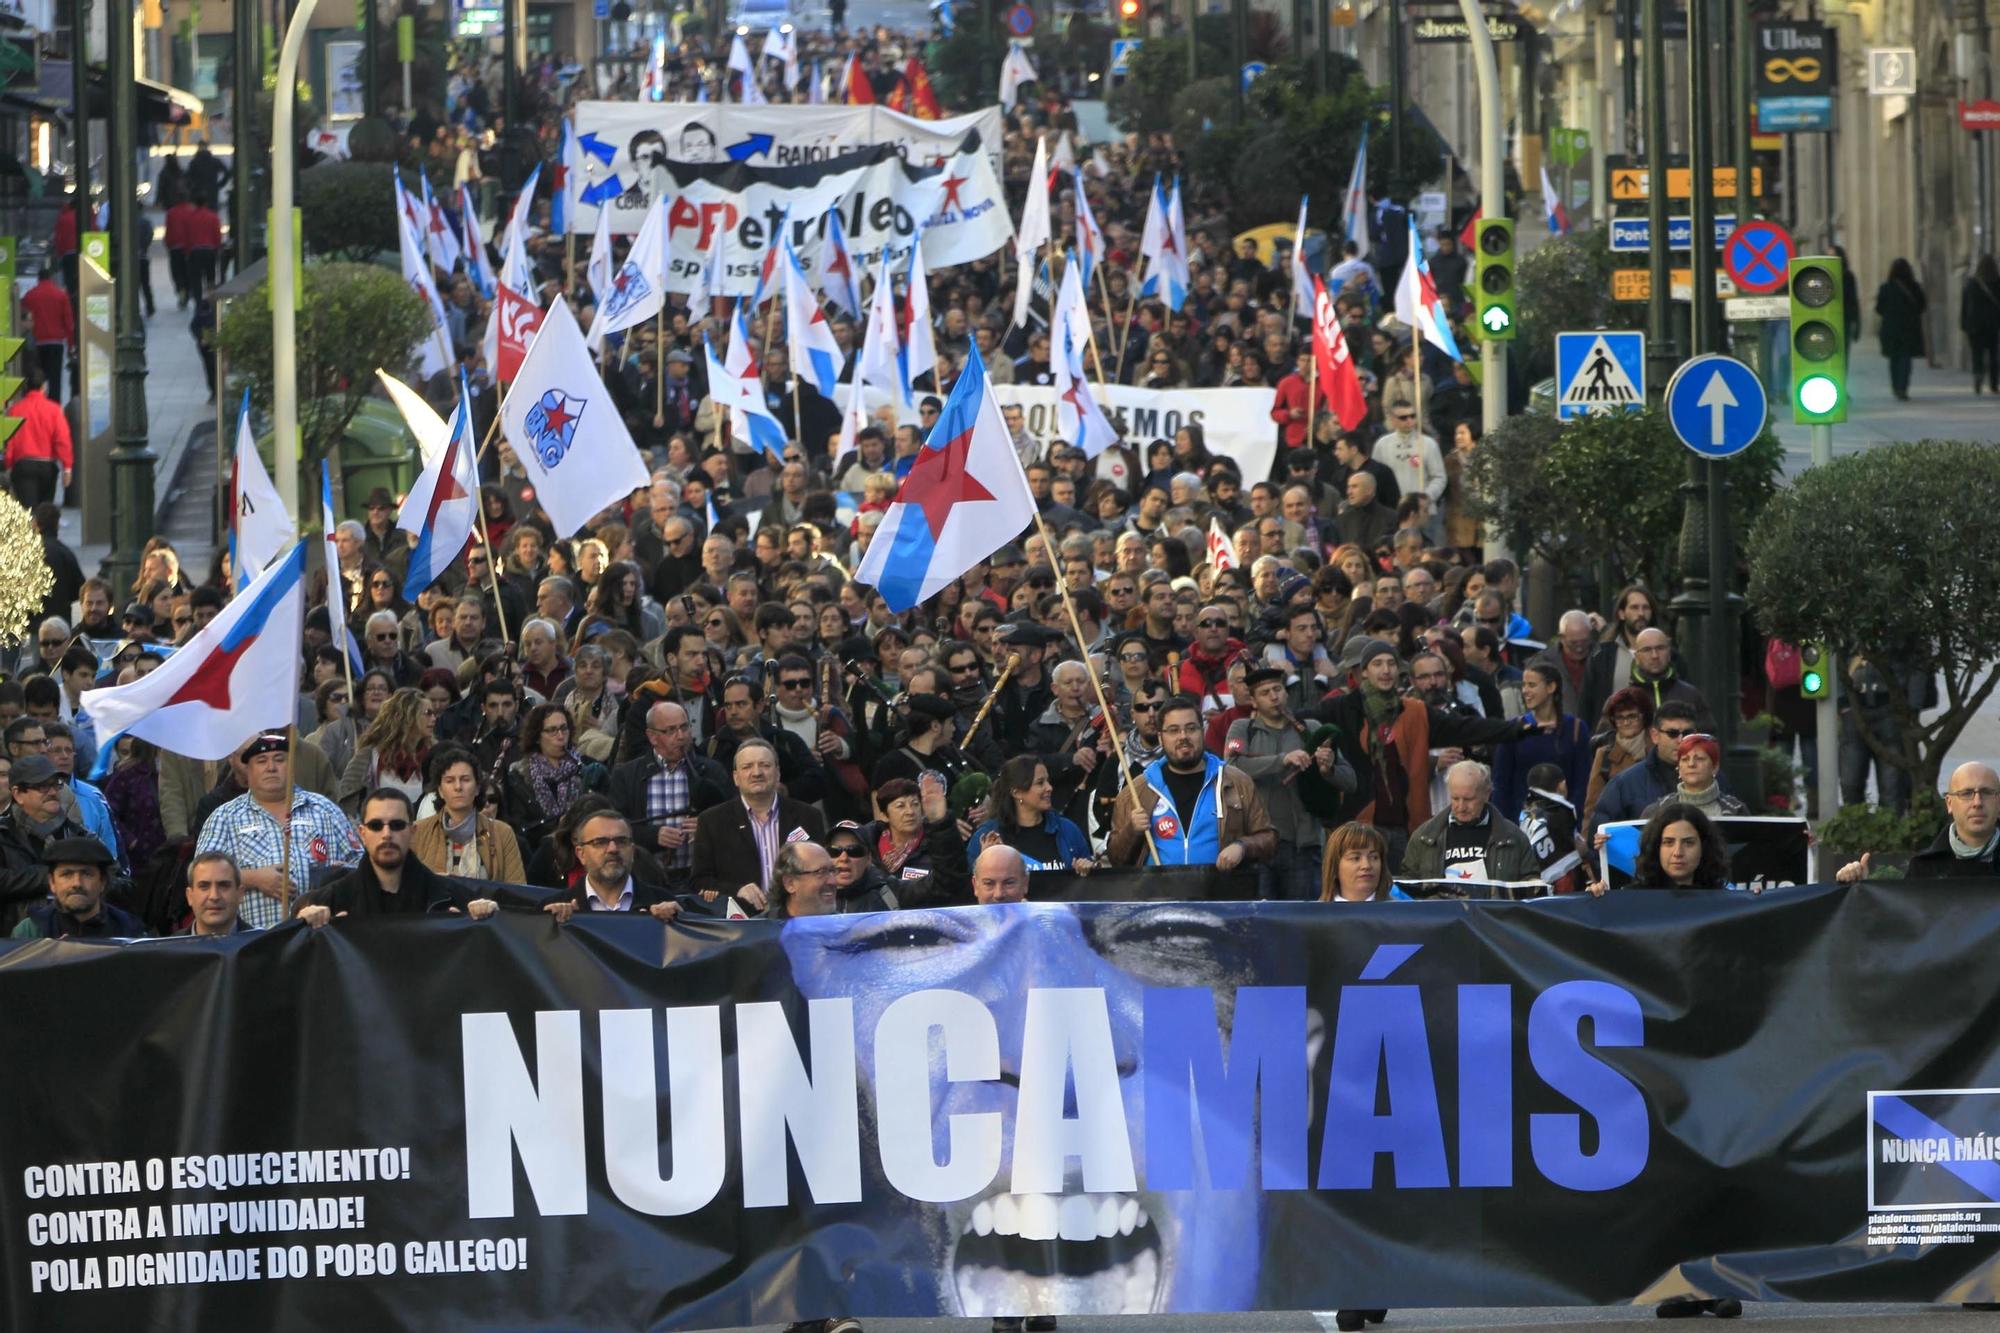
[1399,758,1541,891]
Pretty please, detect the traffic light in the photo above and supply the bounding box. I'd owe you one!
[1799,642,1831,700]
[1789,254,1847,424]
[1117,0,1139,28]
[1472,217,1516,341]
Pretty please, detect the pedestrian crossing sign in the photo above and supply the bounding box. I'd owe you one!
[1555,330,1646,420]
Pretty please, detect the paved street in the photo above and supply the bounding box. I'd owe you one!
[698,1306,2000,1330]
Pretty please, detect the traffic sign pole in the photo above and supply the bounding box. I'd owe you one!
[1459,0,1509,562]
[1811,421,1838,820]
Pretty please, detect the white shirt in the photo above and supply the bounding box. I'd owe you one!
[1372,428,1447,503]
[584,877,636,912]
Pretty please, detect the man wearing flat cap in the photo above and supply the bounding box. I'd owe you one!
[992,619,1061,743]
[194,732,361,930]
[10,835,144,939]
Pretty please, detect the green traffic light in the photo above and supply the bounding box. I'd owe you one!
[1481,306,1512,334]
[1798,374,1840,416]
[1802,671,1823,693]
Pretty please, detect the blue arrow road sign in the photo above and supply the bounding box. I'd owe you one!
[1241,61,1267,91]
[1665,354,1767,458]
[1556,331,1646,420]
[1608,215,1736,253]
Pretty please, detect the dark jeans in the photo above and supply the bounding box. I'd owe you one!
[9,459,59,508]
[1258,838,1323,901]
[1841,709,1912,811]
[35,343,63,405]
[1972,332,2000,391]
[188,248,217,299]
[168,249,189,302]
[1887,353,1914,397]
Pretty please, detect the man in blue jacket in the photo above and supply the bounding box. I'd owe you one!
[1587,700,1710,836]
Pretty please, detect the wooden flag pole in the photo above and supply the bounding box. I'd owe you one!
[471,498,512,646]
[1033,512,1159,865]
[277,724,297,923]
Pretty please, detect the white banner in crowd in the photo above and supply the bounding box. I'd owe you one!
[618,145,1012,294]
[568,101,1005,230]
[991,384,1278,484]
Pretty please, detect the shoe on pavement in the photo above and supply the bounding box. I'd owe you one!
[991,1320,1024,1333]
[826,1319,865,1333]
[1966,1302,2000,1311]
[1655,1296,1703,1319]
[1334,1312,1365,1332]
[1026,1319,1058,1331]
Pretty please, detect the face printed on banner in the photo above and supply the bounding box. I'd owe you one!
[779,902,1281,1319]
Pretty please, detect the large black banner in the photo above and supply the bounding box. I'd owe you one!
[5,883,2000,1329]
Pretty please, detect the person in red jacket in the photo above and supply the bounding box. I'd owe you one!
[7,364,74,507]
[51,196,79,310]
[20,267,73,407]
[185,197,224,299]
[1269,346,1313,452]
[164,194,199,309]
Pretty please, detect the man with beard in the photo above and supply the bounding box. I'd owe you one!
[299,790,496,922]
[74,579,117,641]
[469,677,523,795]
[620,627,721,762]
[1626,627,1714,731]
[1226,667,1354,899]
[9,836,142,938]
[1027,659,1106,820]
[1109,694,1274,869]
[990,622,1059,746]
[1408,649,1480,815]
[541,811,686,921]
[1136,576,1187,660]
[871,693,979,792]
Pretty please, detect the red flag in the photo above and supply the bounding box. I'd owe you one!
[1206,517,1238,573]
[845,53,875,104]
[904,57,941,119]
[494,285,545,384]
[1458,206,1481,251]
[1312,277,1369,432]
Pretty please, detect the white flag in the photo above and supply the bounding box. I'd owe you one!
[395,175,455,380]
[230,391,295,590]
[502,300,651,538]
[999,42,1038,110]
[588,191,667,342]
[1011,136,1052,329]
[858,251,901,395]
[1290,194,1313,321]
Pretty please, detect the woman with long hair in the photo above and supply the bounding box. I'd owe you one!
[1628,802,1732,890]
[1443,419,1482,553]
[701,605,749,669]
[554,643,622,747]
[1319,821,1390,903]
[361,569,415,646]
[573,560,646,647]
[410,744,526,883]
[479,485,516,551]
[505,703,608,847]
[354,669,395,728]
[1492,661,1592,821]
[967,755,1093,873]
[1875,256,1928,401]
[342,687,436,814]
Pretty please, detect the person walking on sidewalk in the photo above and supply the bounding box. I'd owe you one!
[1963,256,2000,395]
[5,365,73,508]
[21,267,72,406]
[1875,257,1928,401]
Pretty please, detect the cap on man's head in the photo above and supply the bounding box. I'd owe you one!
[906,694,957,722]
[665,348,694,365]
[1243,666,1287,692]
[40,836,114,869]
[991,544,1027,567]
[239,732,290,761]
[363,487,396,509]
[997,621,1062,648]
[121,603,154,627]
[11,754,58,787]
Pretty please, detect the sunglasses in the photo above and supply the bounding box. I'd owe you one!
[361,818,410,832]
[829,845,867,858]
[1119,651,1149,663]
[1657,727,1697,741]
[1131,702,1160,714]
[779,678,812,689]
[1196,619,1228,629]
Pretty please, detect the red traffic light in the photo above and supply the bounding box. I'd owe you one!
[1118,0,1140,16]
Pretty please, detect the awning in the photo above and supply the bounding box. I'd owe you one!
[33,64,205,125]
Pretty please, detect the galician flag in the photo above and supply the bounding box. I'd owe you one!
[589,190,667,342]
[1394,214,1463,362]
[1207,517,1238,573]
[229,390,294,592]
[1052,255,1118,458]
[782,234,845,398]
[321,460,364,678]
[81,543,309,761]
[1541,162,1570,236]
[897,233,936,405]
[1010,135,1052,329]
[396,375,481,600]
[704,331,787,461]
[394,172,454,380]
[459,183,496,298]
[1290,194,1313,321]
[1341,127,1370,259]
[814,206,863,320]
[854,344,1037,612]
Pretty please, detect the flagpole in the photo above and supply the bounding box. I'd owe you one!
[1304,356,1318,458]
[1411,338,1424,456]
[1092,262,1120,383]
[1033,512,1159,866]
[654,306,666,425]
[472,498,512,646]
[564,231,576,295]
[278,724,296,923]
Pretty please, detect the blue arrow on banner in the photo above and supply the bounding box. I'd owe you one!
[726,133,775,162]
[576,131,617,165]
[578,174,626,206]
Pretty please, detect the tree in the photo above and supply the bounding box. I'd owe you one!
[1514,226,1642,385]
[214,262,433,472]
[300,160,401,261]
[1745,439,2000,792]
[1467,405,1784,596]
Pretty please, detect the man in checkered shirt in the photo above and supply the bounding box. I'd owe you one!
[194,733,361,929]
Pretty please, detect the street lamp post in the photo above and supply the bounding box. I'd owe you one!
[1456,0,1503,444]
[233,0,260,273]
[68,0,87,213]
[105,0,153,593]
[271,0,322,529]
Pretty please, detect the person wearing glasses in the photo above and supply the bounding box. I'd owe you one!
[609,701,728,887]
[298,789,497,924]
[362,610,423,688]
[504,704,608,850]
[1638,733,1747,821]
[1838,762,2000,882]
[1584,700,1711,838]
[1370,399,1445,544]
[410,746,526,884]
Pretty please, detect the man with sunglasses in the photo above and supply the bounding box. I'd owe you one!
[299,790,496,923]
[0,754,95,932]
[1585,701,1716,838]
[362,611,422,687]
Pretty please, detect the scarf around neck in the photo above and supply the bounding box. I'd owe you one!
[526,751,583,814]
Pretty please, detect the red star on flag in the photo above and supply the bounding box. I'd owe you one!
[538,396,576,436]
[941,174,970,212]
[161,635,255,711]
[901,428,994,538]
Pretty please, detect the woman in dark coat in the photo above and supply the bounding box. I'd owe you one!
[1875,257,1928,401]
[1962,255,2000,395]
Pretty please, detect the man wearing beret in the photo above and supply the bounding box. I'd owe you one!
[10,835,145,939]
[194,732,361,930]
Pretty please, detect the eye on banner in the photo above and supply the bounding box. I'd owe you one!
[4,883,2000,1330]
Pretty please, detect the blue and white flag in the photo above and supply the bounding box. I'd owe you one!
[551,118,579,236]
[1341,127,1370,259]
[501,299,649,538]
[783,235,844,398]
[397,376,481,600]
[704,331,787,461]
[321,461,365,678]
[229,390,293,592]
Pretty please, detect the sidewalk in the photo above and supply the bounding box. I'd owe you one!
[61,213,219,581]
